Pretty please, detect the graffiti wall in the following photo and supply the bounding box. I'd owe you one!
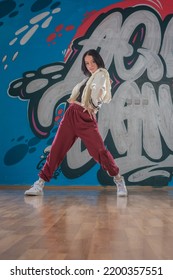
[0,0,173,187]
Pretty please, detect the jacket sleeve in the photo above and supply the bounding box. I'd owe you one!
[67,78,88,103]
[90,71,110,109]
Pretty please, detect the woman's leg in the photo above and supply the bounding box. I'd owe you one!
[78,117,119,176]
[39,112,77,182]
[76,111,127,196]
[25,106,77,195]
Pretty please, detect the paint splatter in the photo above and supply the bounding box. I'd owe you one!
[1,0,61,70]
[4,136,41,165]
[47,23,75,45]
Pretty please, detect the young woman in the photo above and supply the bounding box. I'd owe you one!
[25,49,128,197]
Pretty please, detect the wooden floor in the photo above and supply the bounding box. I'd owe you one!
[0,185,173,260]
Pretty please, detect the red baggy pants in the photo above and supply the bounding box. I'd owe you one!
[39,103,119,181]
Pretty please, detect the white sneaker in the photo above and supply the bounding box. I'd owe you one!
[114,176,128,197]
[24,180,44,196]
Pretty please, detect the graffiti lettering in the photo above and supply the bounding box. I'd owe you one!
[8,7,173,185]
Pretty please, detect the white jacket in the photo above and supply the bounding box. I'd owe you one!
[68,68,112,110]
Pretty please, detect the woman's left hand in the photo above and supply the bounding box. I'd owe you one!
[83,107,96,119]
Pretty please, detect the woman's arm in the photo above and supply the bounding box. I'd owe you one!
[90,71,108,109]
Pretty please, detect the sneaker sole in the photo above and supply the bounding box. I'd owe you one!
[117,193,128,197]
[24,192,43,196]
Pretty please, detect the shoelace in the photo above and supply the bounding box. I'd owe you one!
[115,180,126,191]
[32,184,42,191]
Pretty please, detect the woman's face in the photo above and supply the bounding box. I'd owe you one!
[84,54,98,74]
